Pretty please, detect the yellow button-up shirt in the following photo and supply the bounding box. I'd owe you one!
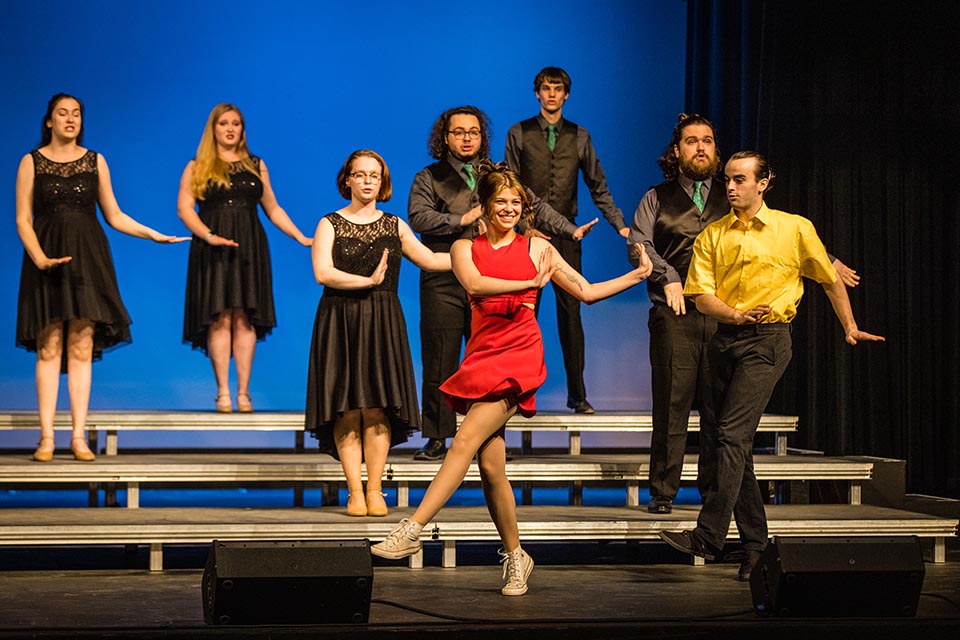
[683,204,837,323]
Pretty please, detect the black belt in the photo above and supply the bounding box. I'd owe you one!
[716,322,792,335]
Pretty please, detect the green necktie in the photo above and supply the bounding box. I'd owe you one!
[546,124,556,152]
[692,180,705,212]
[463,163,476,191]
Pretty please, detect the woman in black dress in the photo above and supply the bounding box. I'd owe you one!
[16,93,186,462]
[306,150,449,517]
[178,103,311,413]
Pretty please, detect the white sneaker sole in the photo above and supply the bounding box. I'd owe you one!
[370,542,421,560]
[501,556,534,595]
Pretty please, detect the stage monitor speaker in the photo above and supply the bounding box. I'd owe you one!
[202,539,373,625]
[750,536,925,617]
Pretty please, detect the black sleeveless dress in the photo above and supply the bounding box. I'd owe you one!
[182,156,275,353]
[304,212,420,458]
[16,149,132,371]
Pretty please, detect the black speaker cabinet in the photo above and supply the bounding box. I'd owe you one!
[202,539,373,625]
[750,536,925,617]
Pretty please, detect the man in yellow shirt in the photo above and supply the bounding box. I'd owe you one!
[658,151,884,581]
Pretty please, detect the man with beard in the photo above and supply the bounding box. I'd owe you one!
[409,105,596,461]
[629,115,859,515]
[504,67,629,415]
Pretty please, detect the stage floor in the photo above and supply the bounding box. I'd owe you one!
[1,542,958,640]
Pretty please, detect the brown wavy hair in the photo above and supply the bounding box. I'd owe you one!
[336,149,392,201]
[475,159,535,231]
[191,103,259,199]
[657,113,719,181]
[426,105,491,160]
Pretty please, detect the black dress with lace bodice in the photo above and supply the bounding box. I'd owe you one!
[305,212,420,457]
[182,156,275,353]
[16,149,132,370]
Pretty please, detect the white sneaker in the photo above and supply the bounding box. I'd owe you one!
[499,546,534,596]
[370,518,422,559]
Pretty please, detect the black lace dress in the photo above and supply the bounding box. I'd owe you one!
[16,149,132,371]
[305,212,420,457]
[182,156,275,353]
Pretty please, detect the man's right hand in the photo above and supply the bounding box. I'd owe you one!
[664,282,686,315]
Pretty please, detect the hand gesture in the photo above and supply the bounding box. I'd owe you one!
[663,282,686,316]
[526,227,551,240]
[208,234,239,247]
[632,243,653,281]
[572,217,599,241]
[739,304,772,324]
[533,246,558,289]
[833,258,860,288]
[36,255,72,270]
[845,328,885,345]
[151,233,190,244]
[369,248,389,286]
[297,236,313,247]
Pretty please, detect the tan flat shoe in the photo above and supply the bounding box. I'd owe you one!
[215,393,233,413]
[346,490,367,517]
[70,437,96,462]
[366,490,388,517]
[237,392,254,413]
[33,436,55,462]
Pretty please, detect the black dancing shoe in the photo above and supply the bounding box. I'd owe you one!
[738,549,763,582]
[647,497,673,514]
[658,530,716,561]
[569,400,595,415]
[413,438,447,461]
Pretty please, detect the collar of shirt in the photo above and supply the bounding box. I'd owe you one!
[535,114,564,132]
[726,202,770,230]
[446,153,478,175]
[678,173,713,199]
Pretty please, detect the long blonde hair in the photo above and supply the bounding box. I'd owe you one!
[191,103,259,199]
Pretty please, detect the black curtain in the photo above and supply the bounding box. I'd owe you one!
[686,1,960,497]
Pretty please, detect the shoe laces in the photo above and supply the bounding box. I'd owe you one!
[381,518,417,549]
[499,548,526,585]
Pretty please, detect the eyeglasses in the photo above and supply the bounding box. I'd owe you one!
[350,172,382,182]
[448,128,482,140]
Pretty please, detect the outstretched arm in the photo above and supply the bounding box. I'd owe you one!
[99,155,187,243]
[177,161,237,247]
[546,241,652,304]
[820,276,885,345]
[398,218,451,272]
[258,159,312,246]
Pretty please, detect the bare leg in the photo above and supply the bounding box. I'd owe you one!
[361,409,391,516]
[207,310,234,408]
[477,429,519,552]
[65,319,95,460]
[334,410,366,516]
[412,398,517,526]
[231,310,256,407]
[34,323,63,459]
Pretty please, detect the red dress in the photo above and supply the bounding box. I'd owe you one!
[440,234,545,417]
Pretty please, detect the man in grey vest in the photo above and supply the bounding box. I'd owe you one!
[409,105,595,460]
[505,67,628,415]
[630,114,862,515]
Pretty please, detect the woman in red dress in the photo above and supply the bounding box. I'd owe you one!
[372,161,653,596]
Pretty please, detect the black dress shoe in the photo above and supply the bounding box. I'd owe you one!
[737,549,762,582]
[647,497,673,514]
[413,438,447,461]
[569,400,595,414]
[658,530,716,560]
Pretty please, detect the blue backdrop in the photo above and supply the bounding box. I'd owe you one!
[0,0,685,449]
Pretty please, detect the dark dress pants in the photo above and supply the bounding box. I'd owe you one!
[647,304,717,501]
[693,324,792,554]
[545,235,587,406]
[419,271,470,440]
